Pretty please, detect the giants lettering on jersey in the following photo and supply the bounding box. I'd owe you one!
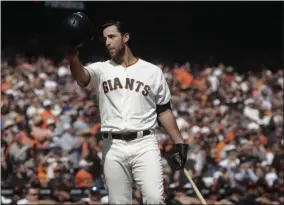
[102,77,151,96]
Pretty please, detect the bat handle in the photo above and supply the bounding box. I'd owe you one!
[183,168,207,205]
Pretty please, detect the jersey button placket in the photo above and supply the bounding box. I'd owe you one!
[122,68,128,127]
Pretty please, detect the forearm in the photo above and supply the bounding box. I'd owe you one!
[69,56,90,86]
[158,110,184,144]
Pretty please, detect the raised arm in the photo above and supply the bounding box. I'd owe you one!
[69,54,91,87]
[61,12,94,87]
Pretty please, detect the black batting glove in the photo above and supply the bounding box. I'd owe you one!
[171,143,188,170]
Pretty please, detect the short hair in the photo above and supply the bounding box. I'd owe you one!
[100,20,129,36]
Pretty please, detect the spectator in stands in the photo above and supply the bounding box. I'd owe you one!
[17,187,39,205]
[82,187,101,204]
[75,159,93,188]
[80,128,103,188]
[49,165,72,202]
[40,100,57,129]
[59,123,82,168]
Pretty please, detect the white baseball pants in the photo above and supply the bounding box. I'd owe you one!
[102,133,165,204]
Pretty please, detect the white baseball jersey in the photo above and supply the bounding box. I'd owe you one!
[84,58,171,133]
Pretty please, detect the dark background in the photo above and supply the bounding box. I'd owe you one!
[1,1,283,72]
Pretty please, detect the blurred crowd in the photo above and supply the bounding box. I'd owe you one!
[1,55,283,205]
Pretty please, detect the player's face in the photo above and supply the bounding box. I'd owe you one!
[103,25,129,59]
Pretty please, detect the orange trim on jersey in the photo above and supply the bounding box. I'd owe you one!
[126,57,139,67]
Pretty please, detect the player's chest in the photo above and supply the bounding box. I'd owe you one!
[100,67,155,96]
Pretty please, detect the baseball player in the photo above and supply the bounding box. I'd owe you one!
[62,12,189,204]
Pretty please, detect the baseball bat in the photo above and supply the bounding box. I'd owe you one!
[183,168,207,205]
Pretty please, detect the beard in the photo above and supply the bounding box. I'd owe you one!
[108,42,125,60]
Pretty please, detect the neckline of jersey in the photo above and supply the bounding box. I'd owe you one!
[112,57,140,68]
[126,57,139,67]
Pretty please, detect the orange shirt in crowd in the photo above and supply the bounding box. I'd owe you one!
[255,80,263,89]
[175,70,193,89]
[38,165,48,186]
[215,141,227,163]
[193,78,206,90]
[40,110,57,128]
[264,111,272,116]
[226,131,235,141]
[75,169,93,188]
[215,131,235,162]
[1,81,10,93]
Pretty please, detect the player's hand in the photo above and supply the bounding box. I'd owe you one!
[64,46,79,61]
[171,144,188,170]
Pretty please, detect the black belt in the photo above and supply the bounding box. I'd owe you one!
[103,130,151,141]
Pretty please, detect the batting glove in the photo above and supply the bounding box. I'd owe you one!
[171,144,188,170]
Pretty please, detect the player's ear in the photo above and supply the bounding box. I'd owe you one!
[123,33,129,43]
